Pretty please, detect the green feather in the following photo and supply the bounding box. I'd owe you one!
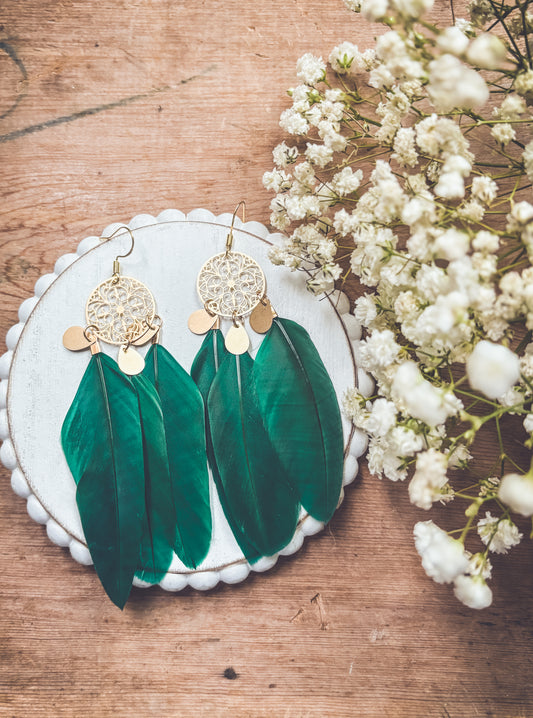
[131,374,176,584]
[143,344,212,569]
[253,317,344,523]
[207,351,300,558]
[61,352,145,609]
[190,330,261,563]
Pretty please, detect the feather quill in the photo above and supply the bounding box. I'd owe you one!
[143,343,212,568]
[190,330,261,562]
[61,352,145,609]
[207,351,300,557]
[253,317,344,523]
[131,373,176,584]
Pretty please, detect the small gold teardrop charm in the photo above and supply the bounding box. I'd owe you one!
[250,298,277,334]
[118,345,145,375]
[188,309,218,335]
[225,324,250,355]
[63,326,93,352]
[131,324,160,346]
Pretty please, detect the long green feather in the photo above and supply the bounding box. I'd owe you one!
[131,374,176,584]
[190,330,261,563]
[143,344,212,569]
[253,317,344,523]
[61,352,145,609]
[207,351,300,558]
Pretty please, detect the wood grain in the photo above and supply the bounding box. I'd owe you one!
[1,1,533,716]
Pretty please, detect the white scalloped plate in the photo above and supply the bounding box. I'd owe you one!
[0,209,371,592]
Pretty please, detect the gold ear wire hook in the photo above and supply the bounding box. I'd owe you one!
[225,201,246,255]
[99,225,136,279]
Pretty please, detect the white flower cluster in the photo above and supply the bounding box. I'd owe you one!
[414,521,494,609]
[266,0,533,608]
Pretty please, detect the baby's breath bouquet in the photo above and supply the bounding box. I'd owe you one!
[264,0,533,608]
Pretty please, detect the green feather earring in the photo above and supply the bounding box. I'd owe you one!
[61,348,146,609]
[252,315,344,524]
[190,328,262,563]
[188,203,344,560]
[61,227,212,607]
[141,340,212,570]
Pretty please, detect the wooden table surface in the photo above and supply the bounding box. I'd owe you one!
[1,1,533,716]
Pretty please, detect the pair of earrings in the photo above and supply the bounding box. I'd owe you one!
[61,206,344,608]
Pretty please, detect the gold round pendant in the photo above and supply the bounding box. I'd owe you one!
[85,276,156,345]
[196,251,266,319]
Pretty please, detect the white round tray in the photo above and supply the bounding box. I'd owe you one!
[0,209,370,592]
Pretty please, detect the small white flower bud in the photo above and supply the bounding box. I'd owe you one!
[414,521,470,584]
[466,341,520,399]
[467,33,507,70]
[498,473,533,516]
[453,574,493,609]
[437,26,469,55]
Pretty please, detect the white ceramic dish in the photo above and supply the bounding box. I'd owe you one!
[0,209,371,591]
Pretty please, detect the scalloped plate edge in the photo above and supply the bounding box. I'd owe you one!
[0,208,372,593]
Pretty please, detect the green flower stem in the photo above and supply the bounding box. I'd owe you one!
[486,0,527,65]
[519,1,532,63]
[487,3,518,32]
[460,499,485,544]
[454,390,502,408]
[496,257,529,274]
[464,119,533,129]
[455,492,486,502]
[495,415,505,469]
[503,452,528,473]
[417,18,440,34]
[474,162,518,169]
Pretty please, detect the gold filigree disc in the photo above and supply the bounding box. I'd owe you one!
[85,276,156,346]
[196,251,266,319]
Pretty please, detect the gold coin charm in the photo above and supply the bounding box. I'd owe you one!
[250,298,277,334]
[188,308,219,335]
[118,345,145,375]
[197,252,266,319]
[63,326,94,352]
[225,324,250,355]
[86,276,155,346]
